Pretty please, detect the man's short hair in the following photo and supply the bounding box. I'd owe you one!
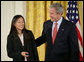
[50,3,63,15]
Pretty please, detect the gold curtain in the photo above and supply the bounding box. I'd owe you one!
[26,1,83,61]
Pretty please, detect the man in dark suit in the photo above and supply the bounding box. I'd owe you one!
[35,3,79,61]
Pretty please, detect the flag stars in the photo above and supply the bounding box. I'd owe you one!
[73,1,76,3]
[73,5,75,8]
[67,5,69,7]
[70,4,72,7]
[72,16,74,19]
[76,16,78,19]
[66,1,80,24]
[71,21,74,23]
[70,10,71,13]
[73,10,75,13]
[76,11,78,14]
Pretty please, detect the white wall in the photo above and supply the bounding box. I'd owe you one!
[1,1,27,61]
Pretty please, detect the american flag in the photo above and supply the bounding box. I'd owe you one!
[66,1,83,61]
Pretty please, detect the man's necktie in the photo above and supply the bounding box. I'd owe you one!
[52,22,57,44]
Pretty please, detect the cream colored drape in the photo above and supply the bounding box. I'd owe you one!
[26,1,83,61]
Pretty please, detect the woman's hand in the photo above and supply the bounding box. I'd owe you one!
[21,52,29,57]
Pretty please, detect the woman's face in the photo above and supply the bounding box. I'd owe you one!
[14,17,25,31]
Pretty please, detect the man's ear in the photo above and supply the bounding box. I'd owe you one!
[57,13,61,18]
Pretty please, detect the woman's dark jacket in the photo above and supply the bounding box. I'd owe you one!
[7,30,39,61]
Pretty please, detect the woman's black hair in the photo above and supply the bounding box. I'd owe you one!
[9,15,26,35]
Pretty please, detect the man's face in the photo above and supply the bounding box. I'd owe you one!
[49,8,60,22]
